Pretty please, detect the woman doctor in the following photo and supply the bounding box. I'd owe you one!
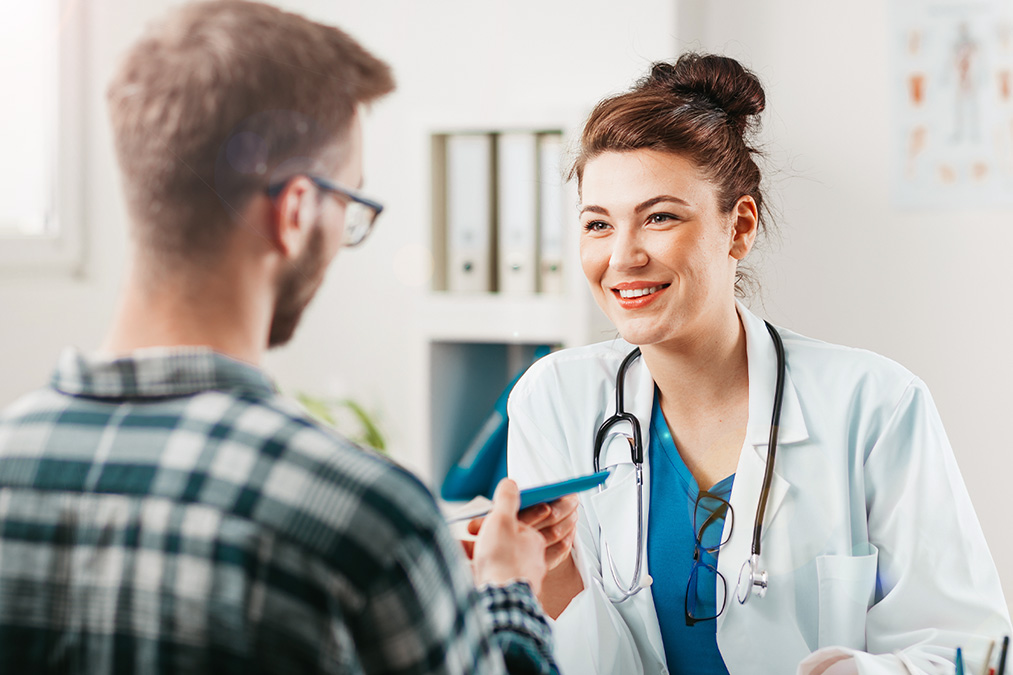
[505,54,1011,674]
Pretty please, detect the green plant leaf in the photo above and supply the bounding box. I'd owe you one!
[294,392,387,454]
[341,399,387,453]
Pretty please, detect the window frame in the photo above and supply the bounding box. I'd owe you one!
[0,0,86,276]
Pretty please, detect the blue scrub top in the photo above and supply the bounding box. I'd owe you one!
[648,391,732,675]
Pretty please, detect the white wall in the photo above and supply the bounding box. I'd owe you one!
[1,0,1009,619]
[0,0,166,405]
[685,1,1013,610]
[258,0,679,486]
[0,0,677,455]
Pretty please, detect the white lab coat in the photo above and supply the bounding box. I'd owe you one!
[507,303,1011,675]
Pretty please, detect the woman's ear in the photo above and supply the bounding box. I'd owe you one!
[729,195,758,261]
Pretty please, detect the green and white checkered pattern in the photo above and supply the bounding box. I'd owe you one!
[0,347,556,674]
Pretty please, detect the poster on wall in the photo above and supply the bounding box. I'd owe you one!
[891,0,1013,207]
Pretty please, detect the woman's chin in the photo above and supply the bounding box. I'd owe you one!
[612,324,667,347]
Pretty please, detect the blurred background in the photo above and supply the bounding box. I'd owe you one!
[1,0,1011,614]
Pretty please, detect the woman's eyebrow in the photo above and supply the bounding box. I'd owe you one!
[580,195,690,216]
[635,195,690,212]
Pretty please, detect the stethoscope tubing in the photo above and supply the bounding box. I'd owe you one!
[593,347,643,473]
[753,321,785,558]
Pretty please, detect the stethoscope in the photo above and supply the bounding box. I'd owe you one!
[592,321,786,605]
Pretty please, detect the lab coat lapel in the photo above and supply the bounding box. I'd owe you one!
[740,302,808,451]
[739,304,807,535]
[718,306,806,640]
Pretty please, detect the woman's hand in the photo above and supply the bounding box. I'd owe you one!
[469,493,579,571]
[470,479,548,596]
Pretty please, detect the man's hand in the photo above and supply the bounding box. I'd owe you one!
[471,479,548,597]
[470,493,579,571]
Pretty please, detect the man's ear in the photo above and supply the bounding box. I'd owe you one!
[269,176,319,258]
[729,195,759,261]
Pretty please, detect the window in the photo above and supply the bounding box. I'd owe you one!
[0,0,83,272]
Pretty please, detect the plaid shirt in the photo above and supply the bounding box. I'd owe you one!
[0,347,557,674]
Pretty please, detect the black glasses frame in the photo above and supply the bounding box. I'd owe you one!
[265,174,384,247]
[685,490,733,626]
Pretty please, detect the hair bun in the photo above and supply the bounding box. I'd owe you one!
[647,54,765,132]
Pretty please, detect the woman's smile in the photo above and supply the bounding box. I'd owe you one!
[612,282,671,308]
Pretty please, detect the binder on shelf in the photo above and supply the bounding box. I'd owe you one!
[446,134,494,293]
[496,133,538,294]
[538,133,565,295]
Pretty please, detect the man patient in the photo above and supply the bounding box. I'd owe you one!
[0,2,562,673]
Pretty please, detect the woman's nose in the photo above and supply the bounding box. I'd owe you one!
[609,229,649,271]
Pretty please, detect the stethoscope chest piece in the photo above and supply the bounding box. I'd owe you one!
[736,553,768,604]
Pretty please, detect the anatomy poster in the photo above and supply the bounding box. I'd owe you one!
[892,0,1013,207]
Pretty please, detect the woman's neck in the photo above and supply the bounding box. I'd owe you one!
[639,302,750,489]
[639,302,749,416]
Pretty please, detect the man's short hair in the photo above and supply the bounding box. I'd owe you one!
[107,0,394,262]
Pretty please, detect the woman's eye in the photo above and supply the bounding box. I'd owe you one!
[648,213,678,225]
[583,220,610,233]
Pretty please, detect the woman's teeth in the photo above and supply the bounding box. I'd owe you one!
[618,286,663,299]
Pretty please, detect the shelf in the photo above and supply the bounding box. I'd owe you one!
[419,120,609,494]
[421,292,580,345]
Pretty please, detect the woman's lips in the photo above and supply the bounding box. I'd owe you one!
[611,283,670,309]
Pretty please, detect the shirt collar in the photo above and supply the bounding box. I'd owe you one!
[50,346,277,400]
[738,300,809,447]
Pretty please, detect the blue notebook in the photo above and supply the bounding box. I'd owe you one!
[445,470,611,523]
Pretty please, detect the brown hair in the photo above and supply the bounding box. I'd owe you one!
[572,53,768,294]
[107,0,394,262]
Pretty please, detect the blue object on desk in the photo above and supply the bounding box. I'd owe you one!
[440,346,551,502]
[955,647,964,675]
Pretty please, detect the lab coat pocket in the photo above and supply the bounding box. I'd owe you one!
[588,463,640,600]
[816,545,879,651]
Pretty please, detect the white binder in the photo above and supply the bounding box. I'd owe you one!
[537,133,565,295]
[496,133,538,294]
[446,134,493,293]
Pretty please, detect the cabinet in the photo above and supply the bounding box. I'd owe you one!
[421,124,613,492]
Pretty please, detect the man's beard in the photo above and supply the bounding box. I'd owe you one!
[268,224,328,348]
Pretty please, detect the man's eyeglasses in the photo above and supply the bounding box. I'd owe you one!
[266,175,384,247]
[685,490,733,626]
